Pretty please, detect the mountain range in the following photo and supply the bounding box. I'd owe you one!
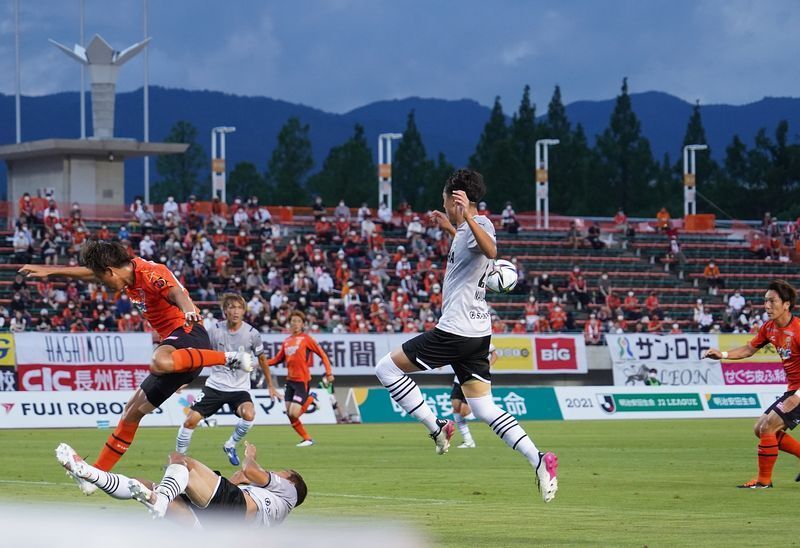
[1,87,798,203]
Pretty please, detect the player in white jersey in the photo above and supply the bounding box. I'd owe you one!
[56,441,304,527]
[451,343,497,448]
[373,168,559,503]
[175,294,280,465]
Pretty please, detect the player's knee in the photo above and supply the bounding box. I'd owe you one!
[375,353,403,383]
[241,409,255,421]
[183,416,199,429]
[150,353,172,374]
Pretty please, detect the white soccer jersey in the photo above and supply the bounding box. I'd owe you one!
[239,472,297,527]
[205,321,264,392]
[436,215,496,338]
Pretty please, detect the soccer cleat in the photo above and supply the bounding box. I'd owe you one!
[224,347,254,373]
[296,439,315,447]
[737,479,773,489]
[129,479,168,518]
[223,444,240,466]
[55,443,97,496]
[430,419,455,455]
[457,440,476,449]
[535,451,559,503]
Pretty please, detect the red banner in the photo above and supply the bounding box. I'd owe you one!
[17,365,151,391]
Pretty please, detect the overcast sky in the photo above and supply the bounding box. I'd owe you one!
[1,0,798,113]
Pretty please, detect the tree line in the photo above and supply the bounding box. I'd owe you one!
[153,78,800,220]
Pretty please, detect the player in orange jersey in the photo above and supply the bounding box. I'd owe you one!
[20,241,252,494]
[268,311,334,446]
[705,279,800,489]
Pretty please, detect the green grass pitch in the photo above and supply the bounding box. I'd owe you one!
[0,419,797,546]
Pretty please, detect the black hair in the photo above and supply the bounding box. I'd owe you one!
[443,168,486,203]
[79,240,132,274]
[287,469,307,507]
[768,279,797,310]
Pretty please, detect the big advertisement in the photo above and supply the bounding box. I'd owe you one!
[14,333,154,391]
[0,388,336,429]
[606,333,722,386]
[353,386,563,423]
[258,333,587,376]
[607,333,789,387]
[554,385,785,420]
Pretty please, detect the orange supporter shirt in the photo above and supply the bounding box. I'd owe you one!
[125,257,196,340]
[268,332,332,383]
[749,316,800,391]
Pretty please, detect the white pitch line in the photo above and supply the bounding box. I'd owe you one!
[0,479,460,505]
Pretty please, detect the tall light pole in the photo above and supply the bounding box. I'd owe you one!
[535,139,559,228]
[378,133,402,209]
[211,126,236,202]
[143,0,150,205]
[79,0,86,139]
[683,144,707,216]
[14,0,21,143]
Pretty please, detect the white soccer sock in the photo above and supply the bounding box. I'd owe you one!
[79,464,134,500]
[453,412,473,444]
[176,425,195,454]
[375,353,439,433]
[466,395,540,467]
[226,419,255,447]
[155,463,189,503]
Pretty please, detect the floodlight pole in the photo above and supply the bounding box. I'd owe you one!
[535,139,559,228]
[683,144,707,216]
[378,133,402,210]
[211,126,236,202]
[143,0,150,205]
[14,0,21,143]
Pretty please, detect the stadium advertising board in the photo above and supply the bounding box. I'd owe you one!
[13,333,154,391]
[352,386,563,423]
[554,385,785,420]
[0,388,336,429]
[607,334,788,387]
[256,333,587,376]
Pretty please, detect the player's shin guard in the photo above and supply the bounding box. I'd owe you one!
[375,353,439,433]
[170,348,227,373]
[453,412,473,444]
[776,430,800,458]
[466,395,540,467]
[227,419,254,447]
[156,463,189,504]
[757,433,779,485]
[176,425,195,454]
[94,419,139,471]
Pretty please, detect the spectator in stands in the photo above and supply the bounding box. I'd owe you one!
[524,295,539,330]
[669,322,682,334]
[596,271,612,304]
[511,318,527,333]
[13,224,33,263]
[584,313,602,345]
[609,314,627,334]
[703,260,722,295]
[728,289,745,314]
[138,234,156,260]
[334,199,351,221]
[586,222,605,249]
[656,207,671,231]
[566,221,581,249]
[647,314,662,333]
[406,214,425,240]
[613,207,627,231]
[666,237,687,278]
[233,204,250,230]
[549,302,567,332]
[568,268,590,311]
[19,192,36,227]
[356,202,371,222]
[10,309,28,332]
[750,231,767,259]
[377,202,393,229]
[536,273,556,301]
[623,290,640,320]
[761,211,772,233]
[605,290,622,318]
[644,291,660,318]
[162,196,179,221]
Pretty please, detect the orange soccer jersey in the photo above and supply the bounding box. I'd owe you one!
[268,332,332,383]
[125,257,197,339]
[750,316,800,390]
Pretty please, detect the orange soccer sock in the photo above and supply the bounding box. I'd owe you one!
[93,419,140,471]
[299,395,315,415]
[776,431,800,458]
[757,433,779,485]
[170,348,227,373]
[291,418,311,441]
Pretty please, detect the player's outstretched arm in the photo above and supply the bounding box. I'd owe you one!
[430,210,456,237]
[19,264,98,281]
[258,355,282,401]
[241,441,270,487]
[704,344,757,360]
[309,338,335,384]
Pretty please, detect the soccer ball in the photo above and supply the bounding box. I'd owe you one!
[485,259,518,293]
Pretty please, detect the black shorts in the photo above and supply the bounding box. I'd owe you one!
[285,380,310,405]
[766,391,800,430]
[191,386,252,418]
[141,323,213,408]
[450,382,465,401]
[180,474,247,518]
[402,328,492,384]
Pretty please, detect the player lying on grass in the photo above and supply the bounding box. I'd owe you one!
[373,168,558,502]
[705,279,800,489]
[176,293,280,465]
[56,441,305,527]
[21,241,253,495]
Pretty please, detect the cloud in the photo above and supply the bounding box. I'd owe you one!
[501,42,536,66]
